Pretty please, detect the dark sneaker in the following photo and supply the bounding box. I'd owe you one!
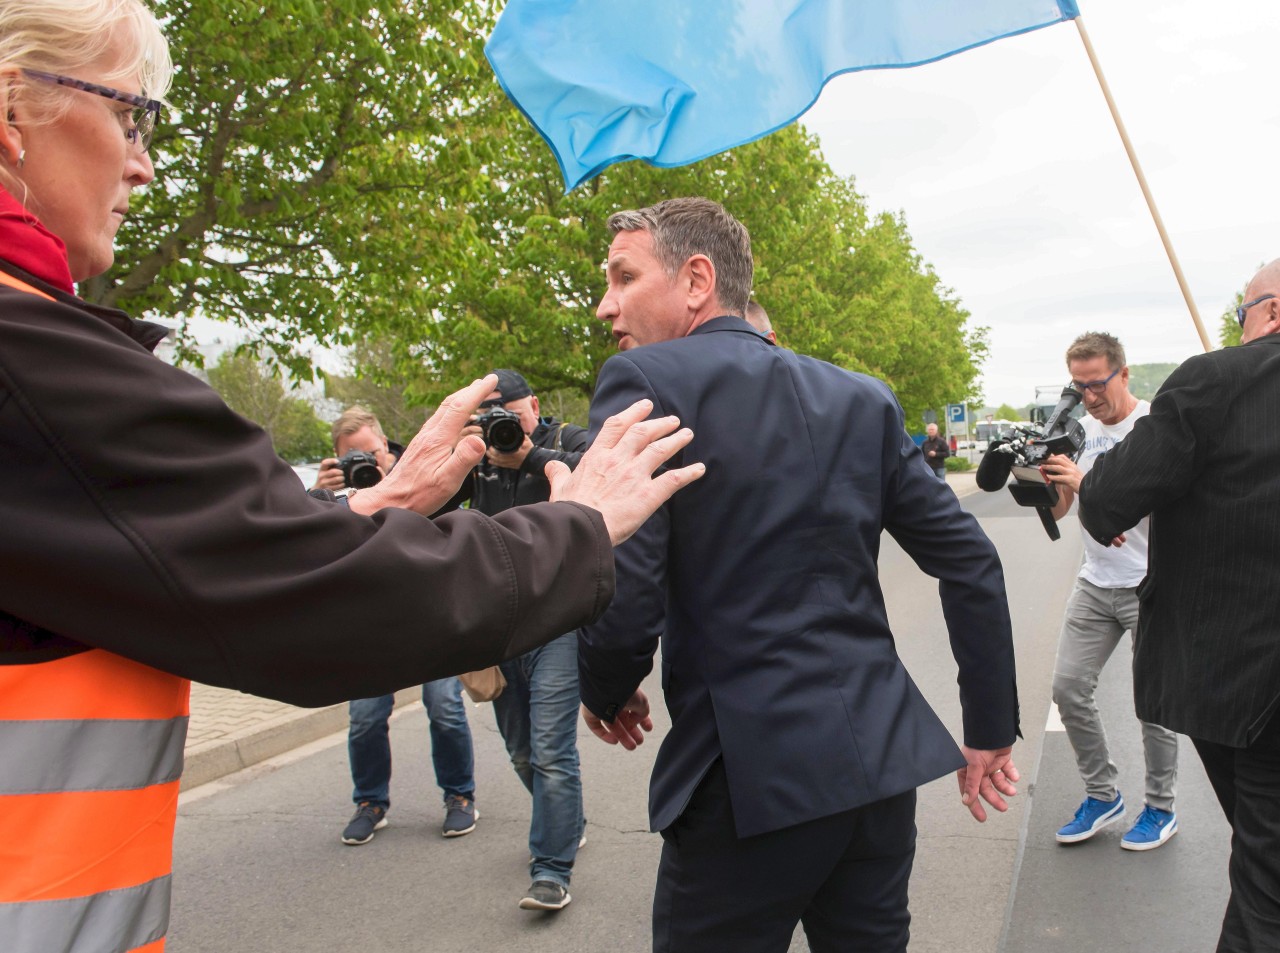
[519,880,571,911]
[1056,794,1124,843]
[442,795,478,838]
[341,802,387,846]
[1121,805,1178,851]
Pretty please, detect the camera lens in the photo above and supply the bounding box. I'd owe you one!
[488,417,524,453]
[347,462,382,488]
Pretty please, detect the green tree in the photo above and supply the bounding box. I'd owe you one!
[92,0,503,381]
[324,340,430,447]
[98,0,985,426]
[994,403,1021,421]
[206,351,330,460]
[1220,291,1244,348]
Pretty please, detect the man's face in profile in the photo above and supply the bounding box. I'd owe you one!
[597,228,689,351]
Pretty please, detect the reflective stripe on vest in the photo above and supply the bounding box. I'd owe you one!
[0,650,190,953]
[0,268,55,300]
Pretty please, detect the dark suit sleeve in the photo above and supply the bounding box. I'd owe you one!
[578,358,668,721]
[883,420,1020,749]
[524,422,588,475]
[1080,355,1225,544]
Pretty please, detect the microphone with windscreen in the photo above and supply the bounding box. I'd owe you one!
[971,385,1086,539]
[976,443,1016,492]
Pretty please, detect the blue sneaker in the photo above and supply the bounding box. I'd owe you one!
[1121,805,1178,851]
[1056,794,1124,843]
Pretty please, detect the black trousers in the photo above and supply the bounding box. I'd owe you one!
[653,759,917,953]
[1192,711,1280,953]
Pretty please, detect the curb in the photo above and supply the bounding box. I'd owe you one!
[181,686,419,791]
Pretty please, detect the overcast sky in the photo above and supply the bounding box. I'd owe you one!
[800,0,1277,407]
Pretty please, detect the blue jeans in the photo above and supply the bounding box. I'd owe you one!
[492,631,584,888]
[348,677,474,809]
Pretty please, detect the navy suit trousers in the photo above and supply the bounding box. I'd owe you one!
[653,759,917,953]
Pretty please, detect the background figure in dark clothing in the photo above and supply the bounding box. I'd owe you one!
[437,370,589,913]
[921,422,950,480]
[311,408,480,847]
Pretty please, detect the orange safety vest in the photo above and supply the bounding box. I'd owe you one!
[0,266,191,952]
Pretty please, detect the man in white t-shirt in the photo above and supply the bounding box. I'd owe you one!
[1041,332,1179,851]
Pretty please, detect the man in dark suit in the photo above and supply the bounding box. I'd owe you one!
[1080,259,1280,953]
[578,197,1021,953]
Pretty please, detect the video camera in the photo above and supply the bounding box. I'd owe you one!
[474,406,525,454]
[975,385,1085,540]
[337,449,383,489]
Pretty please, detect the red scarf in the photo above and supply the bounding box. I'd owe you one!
[0,184,75,294]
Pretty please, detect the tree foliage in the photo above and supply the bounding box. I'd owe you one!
[100,0,986,425]
[1220,291,1244,349]
[92,0,501,380]
[205,352,331,460]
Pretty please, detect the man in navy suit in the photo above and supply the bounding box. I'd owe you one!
[578,197,1021,953]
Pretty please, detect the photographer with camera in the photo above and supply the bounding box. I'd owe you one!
[308,407,481,844]
[437,370,589,912]
[1039,333,1179,851]
[310,406,401,493]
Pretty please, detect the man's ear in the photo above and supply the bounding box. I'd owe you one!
[529,395,540,418]
[684,254,716,311]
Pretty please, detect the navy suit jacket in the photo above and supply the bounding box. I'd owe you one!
[580,316,1019,838]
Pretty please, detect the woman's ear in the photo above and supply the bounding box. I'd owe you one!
[0,70,28,168]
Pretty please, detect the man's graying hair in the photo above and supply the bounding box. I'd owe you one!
[607,198,753,315]
[1066,331,1126,371]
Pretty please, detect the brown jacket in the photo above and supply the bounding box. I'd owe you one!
[0,262,613,706]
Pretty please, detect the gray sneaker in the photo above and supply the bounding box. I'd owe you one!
[519,880,571,911]
[341,802,387,846]
[442,795,478,837]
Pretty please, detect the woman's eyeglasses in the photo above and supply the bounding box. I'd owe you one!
[21,69,161,152]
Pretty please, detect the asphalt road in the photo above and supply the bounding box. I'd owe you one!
[168,489,1231,952]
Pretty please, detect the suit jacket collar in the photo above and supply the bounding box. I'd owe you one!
[689,314,775,344]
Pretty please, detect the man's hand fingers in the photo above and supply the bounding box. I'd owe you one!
[431,435,485,493]
[591,399,655,450]
[644,462,707,507]
[422,375,499,438]
[608,718,640,751]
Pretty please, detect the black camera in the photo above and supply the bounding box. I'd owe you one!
[975,385,1085,540]
[337,449,383,489]
[474,407,525,453]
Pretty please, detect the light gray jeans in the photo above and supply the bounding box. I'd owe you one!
[1052,577,1178,811]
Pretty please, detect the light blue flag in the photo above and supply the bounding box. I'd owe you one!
[486,0,1080,191]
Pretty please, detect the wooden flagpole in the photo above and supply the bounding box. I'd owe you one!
[1074,16,1212,352]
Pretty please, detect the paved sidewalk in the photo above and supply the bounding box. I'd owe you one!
[181,467,981,791]
[183,684,418,790]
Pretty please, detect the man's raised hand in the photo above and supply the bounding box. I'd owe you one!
[349,376,494,517]
[546,399,704,545]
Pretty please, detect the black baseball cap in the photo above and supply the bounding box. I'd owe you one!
[491,369,533,402]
